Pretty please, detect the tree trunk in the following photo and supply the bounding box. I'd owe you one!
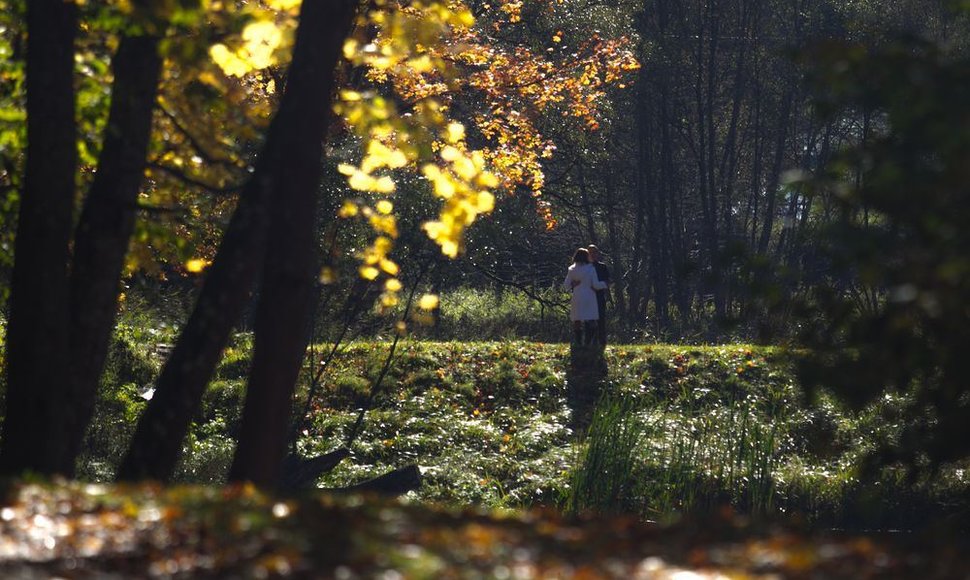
[653,69,674,330]
[603,169,626,328]
[578,163,597,244]
[0,0,78,476]
[117,0,358,482]
[64,34,164,473]
[757,86,793,256]
[228,0,357,487]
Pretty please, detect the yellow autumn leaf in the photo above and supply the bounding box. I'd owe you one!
[376,200,394,215]
[360,266,380,280]
[342,38,358,60]
[374,236,393,253]
[476,171,499,188]
[452,155,478,180]
[266,0,302,11]
[445,122,465,144]
[476,191,495,212]
[369,214,399,237]
[372,176,396,193]
[339,89,363,101]
[425,167,456,198]
[185,258,208,273]
[418,294,440,310]
[423,221,445,240]
[379,258,400,276]
[366,140,409,170]
[241,20,283,70]
[347,171,374,191]
[337,200,359,218]
[407,55,435,73]
[319,266,337,285]
[441,240,459,257]
[209,44,250,77]
[471,150,487,170]
[452,7,475,27]
[440,145,461,162]
[385,278,403,292]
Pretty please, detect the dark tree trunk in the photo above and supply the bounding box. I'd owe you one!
[64,34,164,472]
[578,163,597,244]
[117,0,358,482]
[603,170,626,326]
[757,87,794,256]
[653,72,674,330]
[228,0,357,487]
[117,121,271,483]
[0,0,78,476]
[628,7,650,333]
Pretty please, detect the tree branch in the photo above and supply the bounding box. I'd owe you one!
[467,260,569,311]
[148,161,244,196]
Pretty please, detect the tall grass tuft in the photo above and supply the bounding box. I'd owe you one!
[637,389,781,518]
[566,393,646,516]
[566,378,786,520]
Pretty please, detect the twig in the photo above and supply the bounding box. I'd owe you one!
[467,260,569,312]
[289,278,373,452]
[157,104,246,170]
[345,259,432,448]
[148,161,244,196]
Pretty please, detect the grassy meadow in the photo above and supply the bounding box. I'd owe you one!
[51,291,967,532]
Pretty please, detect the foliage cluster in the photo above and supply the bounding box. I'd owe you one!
[792,37,970,476]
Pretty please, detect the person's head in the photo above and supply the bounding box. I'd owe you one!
[572,248,590,264]
[587,244,601,262]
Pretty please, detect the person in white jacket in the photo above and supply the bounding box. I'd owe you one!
[563,247,607,345]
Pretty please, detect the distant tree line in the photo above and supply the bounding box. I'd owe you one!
[451,0,969,344]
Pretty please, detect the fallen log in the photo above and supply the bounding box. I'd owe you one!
[280,447,350,490]
[339,464,421,496]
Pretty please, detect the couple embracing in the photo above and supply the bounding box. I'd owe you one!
[563,244,611,346]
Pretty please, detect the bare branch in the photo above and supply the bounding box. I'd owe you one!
[148,161,244,196]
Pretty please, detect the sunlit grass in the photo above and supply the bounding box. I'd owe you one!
[63,324,970,528]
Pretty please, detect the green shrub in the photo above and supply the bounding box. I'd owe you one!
[76,381,147,481]
[174,425,236,484]
[100,330,157,390]
[327,373,371,409]
[202,380,246,436]
[419,287,570,342]
[77,330,158,480]
[216,346,252,381]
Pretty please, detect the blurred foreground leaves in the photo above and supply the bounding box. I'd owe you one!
[0,480,966,578]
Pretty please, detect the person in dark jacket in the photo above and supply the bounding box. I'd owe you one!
[587,245,611,345]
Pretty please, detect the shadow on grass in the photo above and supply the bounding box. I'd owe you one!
[566,345,608,431]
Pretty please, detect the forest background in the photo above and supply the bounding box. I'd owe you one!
[1,0,970,575]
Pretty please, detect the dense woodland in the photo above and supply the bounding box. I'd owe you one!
[1,0,969,575]
[454,0,968,339]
